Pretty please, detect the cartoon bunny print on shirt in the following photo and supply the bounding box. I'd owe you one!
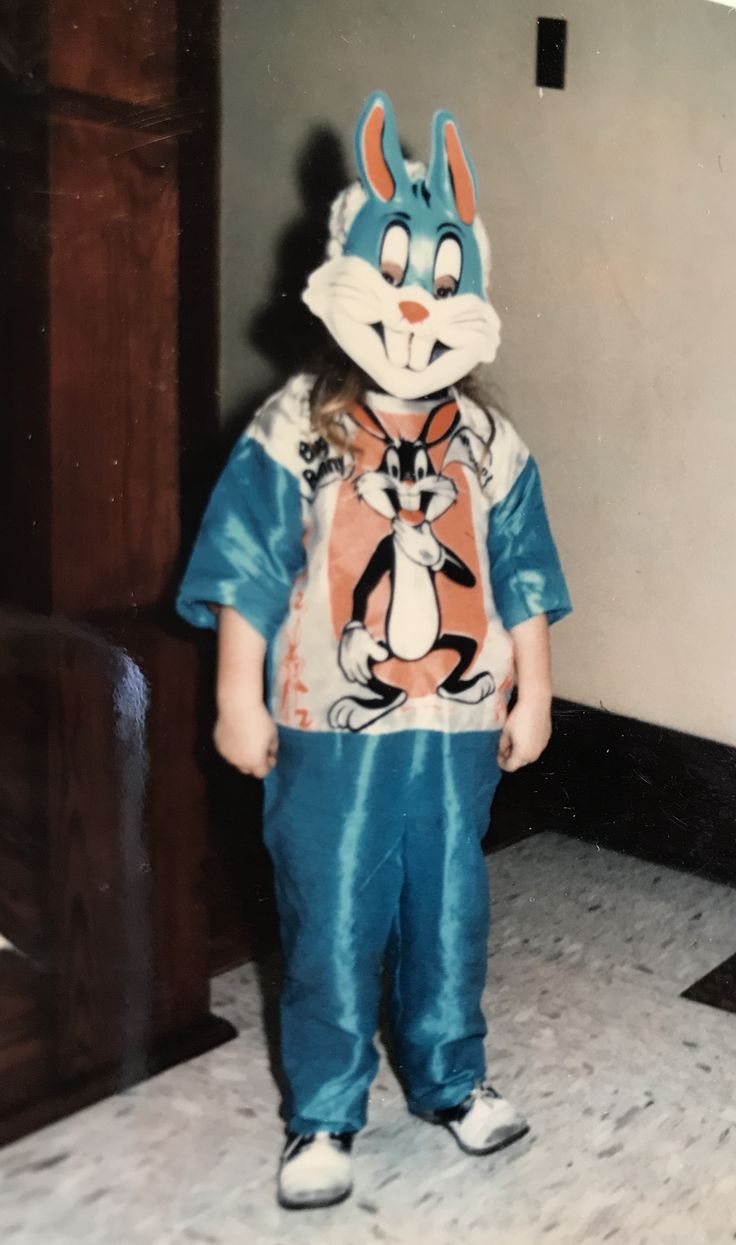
[328,400,494,733]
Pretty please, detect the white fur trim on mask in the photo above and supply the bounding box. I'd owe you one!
[325,160,492,296]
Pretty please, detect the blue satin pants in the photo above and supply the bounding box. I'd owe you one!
[263,727,502,1134]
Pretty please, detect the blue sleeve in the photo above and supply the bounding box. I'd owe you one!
[176,436,305,643]
[487,456,572,630]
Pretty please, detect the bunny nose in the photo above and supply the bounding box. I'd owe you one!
[399,300,430,324]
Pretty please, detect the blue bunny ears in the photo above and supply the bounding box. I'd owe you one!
[340,90,488,301]
[354,91,479,226]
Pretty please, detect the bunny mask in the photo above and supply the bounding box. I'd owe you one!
[303,91,501,400]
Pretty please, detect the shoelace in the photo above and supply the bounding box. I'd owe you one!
[283,1131,350,1161]
[465,1082,502,1108]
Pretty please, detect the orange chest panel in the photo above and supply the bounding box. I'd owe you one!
[326,406,487,699]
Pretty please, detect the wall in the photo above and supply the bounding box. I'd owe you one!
[221,0,736,746]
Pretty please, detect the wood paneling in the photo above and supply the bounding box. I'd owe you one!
[49,0,176,104]
[0,953,49,1115]
[0,614,235,1146]
[177,11,222,549]
[0,1,232,1147]
[0,109,51,611]
[47,637,130,1077]
[0,632,49,959]
[49,118,180,614]
[0,4,47,84]
[116,617,212,1033]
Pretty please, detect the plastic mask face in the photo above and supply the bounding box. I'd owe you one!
[303,91,501,399]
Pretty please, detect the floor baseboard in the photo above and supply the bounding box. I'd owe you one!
[490,698,736,888]
[681,953,736,1015]
[0,1014,237,1149]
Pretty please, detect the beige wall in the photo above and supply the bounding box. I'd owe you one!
[221,0,736,745]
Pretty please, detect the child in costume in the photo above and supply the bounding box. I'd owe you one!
[177,91,571,1210]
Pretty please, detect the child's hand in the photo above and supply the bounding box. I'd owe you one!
[497,694,551,773]
[214,699,278,779]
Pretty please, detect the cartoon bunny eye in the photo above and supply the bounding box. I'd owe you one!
[414,448,430,480]
[380,223,409,286]
[385,447,401,479]
[433,235,462,298]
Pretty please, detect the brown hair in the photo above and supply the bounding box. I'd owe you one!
[308,352,503,468]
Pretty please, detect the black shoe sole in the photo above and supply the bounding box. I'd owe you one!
[277,1185,353,1211]
[432,1120,531,1157]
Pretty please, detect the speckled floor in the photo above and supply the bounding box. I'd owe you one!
[2,833,736,1245]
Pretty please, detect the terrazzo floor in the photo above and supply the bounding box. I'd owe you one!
[2,833,736,1245]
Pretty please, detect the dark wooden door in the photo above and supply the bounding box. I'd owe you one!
[0,1,235,1146]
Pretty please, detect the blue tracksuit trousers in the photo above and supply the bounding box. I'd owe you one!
[263,727,502,1134]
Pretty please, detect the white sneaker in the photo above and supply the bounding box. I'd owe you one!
[277,1131,354,1210]
[423,1083,529,1156]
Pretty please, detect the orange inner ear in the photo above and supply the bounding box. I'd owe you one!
[423,400,460,446]
[362,103,395,202]
[445,122,476,225]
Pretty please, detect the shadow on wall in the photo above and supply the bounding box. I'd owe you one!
[222,125,351,446]
[183,128,352,972]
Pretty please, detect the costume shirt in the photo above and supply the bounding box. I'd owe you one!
[177,373,571,736]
